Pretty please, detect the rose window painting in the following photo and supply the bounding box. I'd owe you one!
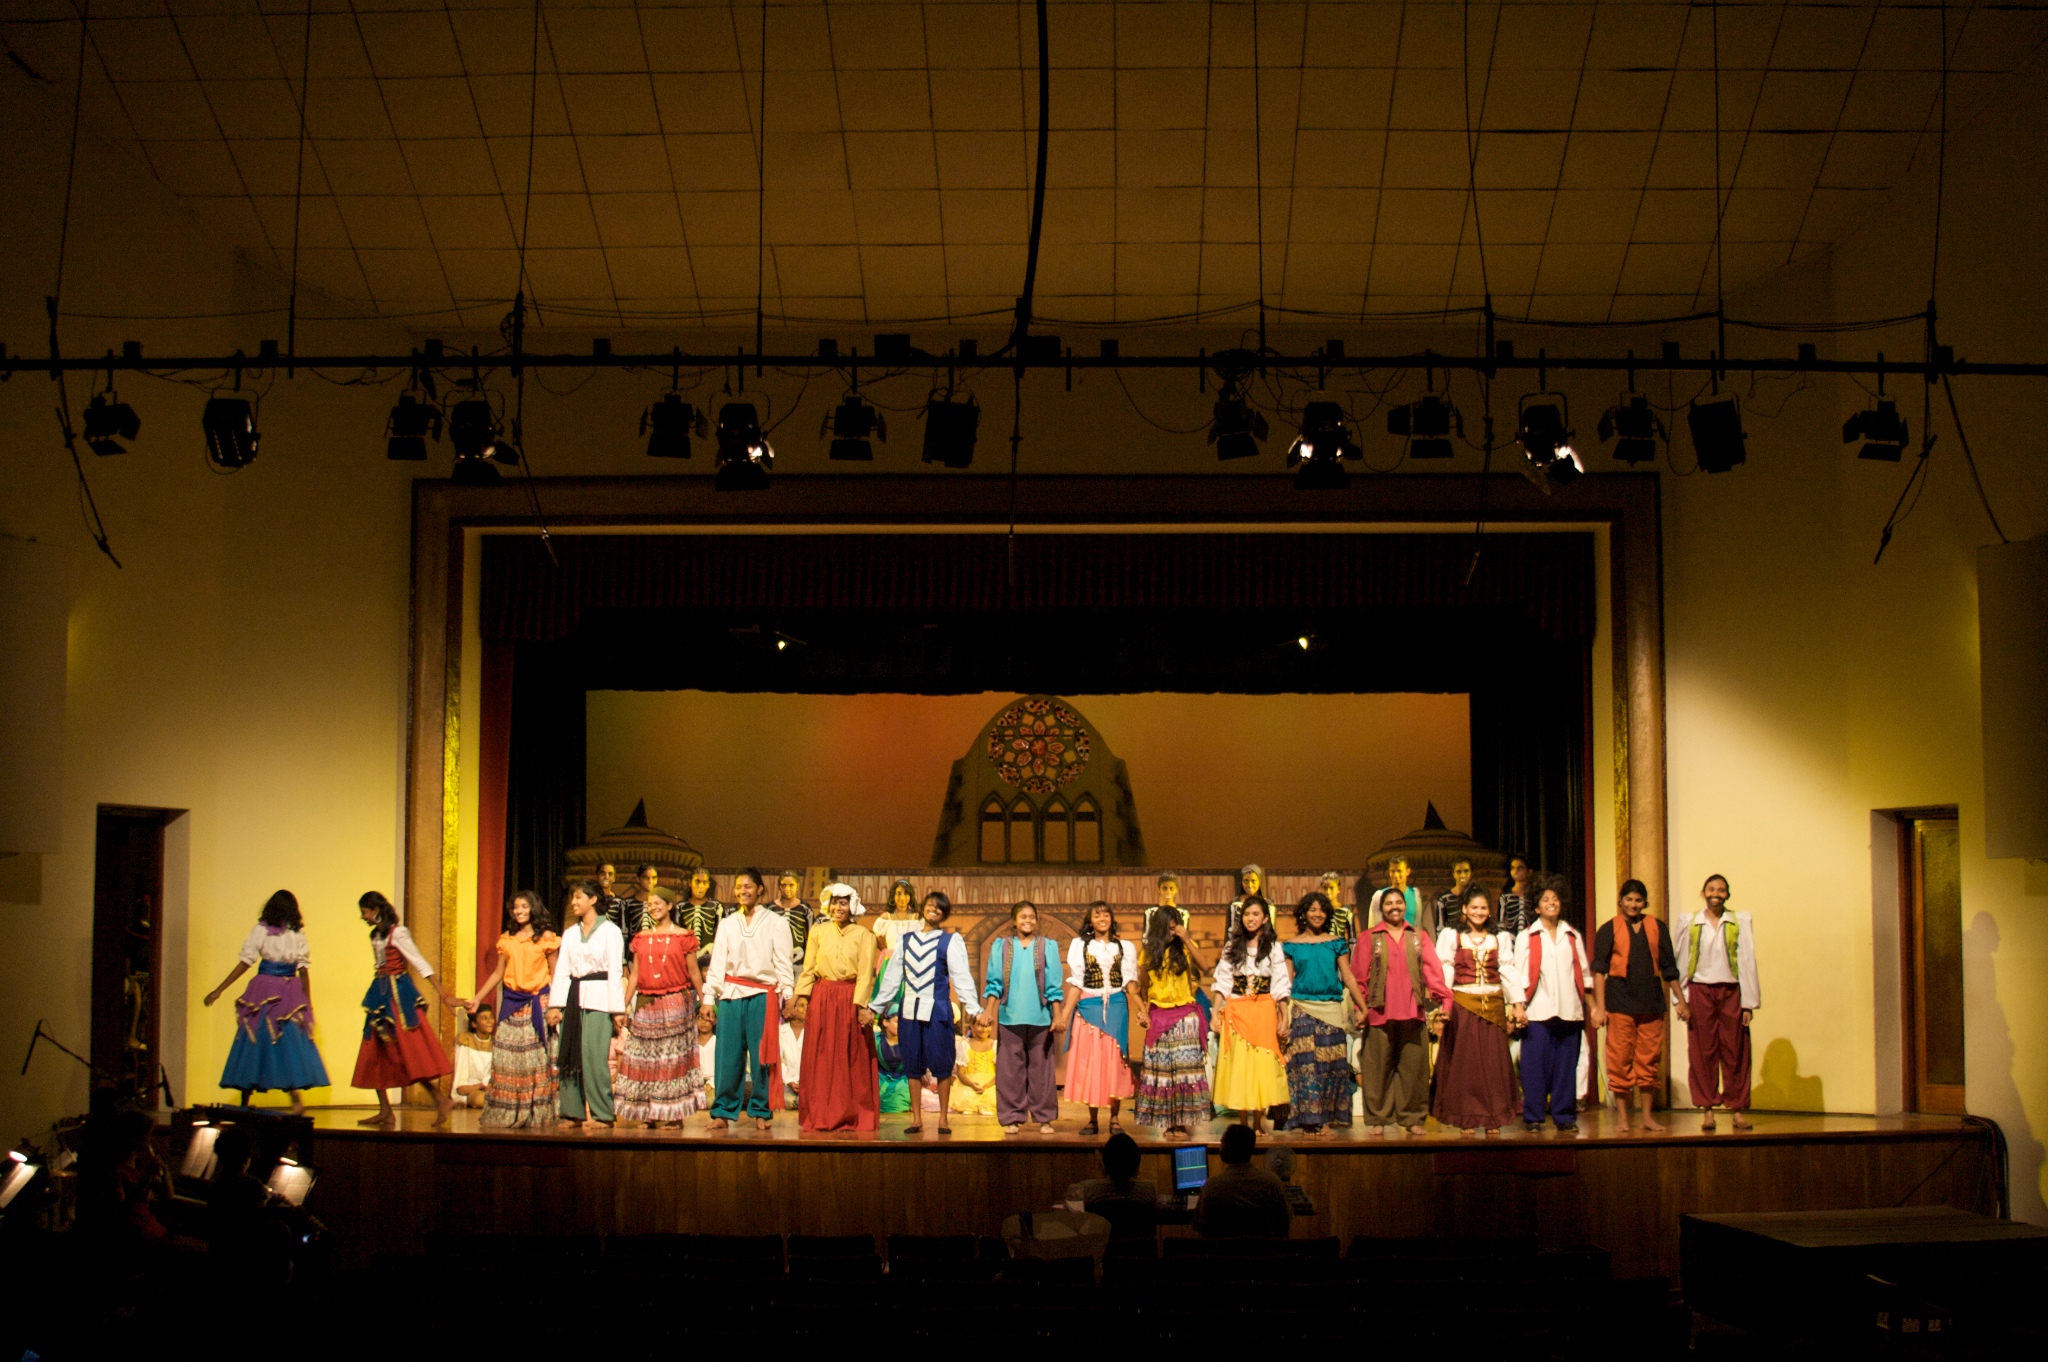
[986,698,1093,793]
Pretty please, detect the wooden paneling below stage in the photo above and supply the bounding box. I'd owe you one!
[306,1110,1992,1280]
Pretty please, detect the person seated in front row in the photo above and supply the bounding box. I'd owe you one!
[1075,1131,1160,1241]
[452,1005,495,1109]
[1192,1122,1291,1240]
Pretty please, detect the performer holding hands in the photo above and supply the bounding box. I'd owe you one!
[350,890,458,1127]
[983,899,1065,1134]
[1135,910,1214,1138]
[468,889,561,1128]
[701,869,796,1131]
[1059,901,1139,1136]
[872,890,980,1135]
[1676,874,1760,1131]
[1212,895,1292,1133]
[1430,886,1524,1136]
[793,882,881,1132]
[1352,883,1450,1136]
[615,887,705,1127]
[547,879,628,1131]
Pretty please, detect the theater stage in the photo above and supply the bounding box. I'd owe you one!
[300,1105,1996,1280]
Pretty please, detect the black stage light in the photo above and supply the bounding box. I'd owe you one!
[642,393,705,459]
[1388,393,1460,459]
[1843,397,1909,462]
[921,394,980,469]
[201,395,260,470]
[1597,393,1664,466]
[714,401,774,490]
[824,394,886,461]
[384,393,440,461]
[83,389,141,456]
[1287,400,1358,490]
[1209,390,1269,461]
[1688,394,1747,474]
[448,396,518,464]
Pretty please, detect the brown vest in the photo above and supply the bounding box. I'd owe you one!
[1363,928,1430,1012]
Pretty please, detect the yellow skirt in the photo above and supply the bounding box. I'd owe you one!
[1214,997,1291,1112]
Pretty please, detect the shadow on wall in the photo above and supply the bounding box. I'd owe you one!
[1965,913,2047,1223]
[1751,1038,1825,1113]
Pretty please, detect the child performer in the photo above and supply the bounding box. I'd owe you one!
[983,899,1066,1134]
[351,890,457,1126]
[950,1012,999,1117]
[876,1016,910,1114]
[468,889,560,1128]
[871,889,980,1135]
[1431,886,1525,1137]
[204,889,329,1115]
[794,883,879,1132]
[1281,891,1359,1135]
[1135,908,1213,1138]
[546,879,627,1131]
[616,888,706,1127]
[1213,895,1292,1134]
[1519,877,1595,1133]
[1675,874,1760,1131]
[1059,900,1139,1136]
[453,1007,494,1108]
[1353,883,1451,1136]
[701,869,796,1132]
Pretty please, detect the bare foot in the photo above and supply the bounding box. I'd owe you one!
[1731,1113,1753,1130]
[706,1117,729,1131]
[289,1093,307,1117]
[357,1111,394,1127]
[754,1118,772,1132]
[1406,1124,1427,1137]
[1364,1125,1383,1137]
[1638,1110,1667,1132]
[581,1118,607,1133]
[1701,1111,1717,1132]
[1611,1101,1632,1135]
[432,1094,455,1128]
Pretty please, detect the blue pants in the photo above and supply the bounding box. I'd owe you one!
[712,994,775,1119]
[1521,1017,1582,1126]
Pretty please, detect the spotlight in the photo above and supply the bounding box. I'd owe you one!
[1388,393,1461,459]
[448,394,516,483]
[0,1144,42,1213]
[83,389,141,456]
[1843,397,1909,462]
[201,395,260,470]
[921,393,980,469]
[642,393,706,459]
[1688,394,1747,474]
[1516,394,1574,467]
[1597,393,1664,465]
[1287,401,1358,490]
[714,401,774,490]
[384,393,440,462]
[1208,389,1269,461]
[823,394,886,461]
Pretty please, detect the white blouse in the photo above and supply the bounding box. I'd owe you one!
[370,925,435,977]
[1435,928,1523,996]
[1213,945,1293,1001]
[238,924,310,968]
[548,918,626,1013]
[451,1042,492,1093]
[1066,938,1139,997]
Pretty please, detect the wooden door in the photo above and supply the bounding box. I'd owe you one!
[1901,813,1966,1114]
[91,807,170,1107]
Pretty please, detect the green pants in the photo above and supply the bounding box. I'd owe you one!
[557,1006,615,1122]
[712,994,775,1119]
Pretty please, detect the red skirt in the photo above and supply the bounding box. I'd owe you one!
[799,979,879,1132]
[351,975,452,1089]
[1429,994,1521,1129]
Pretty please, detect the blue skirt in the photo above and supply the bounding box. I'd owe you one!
[221,1014,330,1092]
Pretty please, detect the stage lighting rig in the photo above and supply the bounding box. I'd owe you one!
[1515,392,1582,489]
[201,394,260,471]
[1688,393,1747,474]
[714,401,774,490]
[1388,390,1461,460]
[83,386,141,456]
[1287,400,1359,490]
[1843,397,1909,462]
[1598,393,1665,466]
[921,391,980,469]
[384,392,441,462]
[1208,365,1268,461]
[642,392,706,459]
[823,394,886,461]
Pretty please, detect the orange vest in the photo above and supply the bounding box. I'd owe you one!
[1608,914,1662,977]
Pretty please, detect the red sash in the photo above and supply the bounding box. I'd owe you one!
[724,975,785,1111]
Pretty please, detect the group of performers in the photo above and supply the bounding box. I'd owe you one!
[202,860,1762,1138]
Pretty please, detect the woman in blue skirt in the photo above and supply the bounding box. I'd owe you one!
[204,889,330,1113]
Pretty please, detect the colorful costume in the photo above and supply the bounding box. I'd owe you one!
[221,924,329,1093]
[1213,942,1292,1115]
[873,926,980,1081]
[877,1024,911,1113]
[1431,926,1524,1129]
[351,924,452,1090]
[616,930,704,1122]
[1675,908,1759,1111]
[795,916,881,1132]
[1135,947,1211,1130]
[950,1038,998,1114]
[1352,920,1451,1128]
[481,928,560,1127]
[1065,937,1137,1110]
[1280,937,1355,1128]
[983,932,1066,1124]
[1367,886,1421,929]
[1594,913,1679,1098]
[548,917,625,1122]
[705,907,795,1120]
[1520,918,1592,1129]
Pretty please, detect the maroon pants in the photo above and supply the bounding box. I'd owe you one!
[1686,981,1751,1110]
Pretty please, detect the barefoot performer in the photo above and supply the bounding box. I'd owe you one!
[204,889,329,1116]
[701,869,796,1132]
[546,879,628,1131]
[350,890,457,1127]
[1592,879,1686,1133]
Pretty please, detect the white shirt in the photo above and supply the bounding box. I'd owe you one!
[1212,945,1293,1001]
[874,926,981,1022]
[452,1042,492,1093]
[703,907,796,1006]
[779,1022,804,1086]
[1675,910,1761,1009]
[1519,920,1590,1022]
[371,925,435,978]
[238,924,310,968]
[1066,938,1138,997]
[1436,927,1523,997]
[548,918,626,1013]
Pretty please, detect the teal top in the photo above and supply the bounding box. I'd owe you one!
[1281,938,1350,1002]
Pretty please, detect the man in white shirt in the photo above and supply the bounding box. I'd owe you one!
[546,880,627,1130]
[700,868,795,1131]
[872,889,981,1134]
[1517,877,1595,1133]
[1675,873,1761,1130]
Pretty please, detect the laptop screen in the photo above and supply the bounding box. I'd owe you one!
[1172,1145,1209,1192]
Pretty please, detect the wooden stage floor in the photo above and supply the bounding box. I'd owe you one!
[299,1105,1997,1281]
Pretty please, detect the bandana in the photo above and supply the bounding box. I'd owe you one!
[820,882,866,917]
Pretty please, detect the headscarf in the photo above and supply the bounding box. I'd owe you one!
[1236,863,1264,895]
[820,882,866,918]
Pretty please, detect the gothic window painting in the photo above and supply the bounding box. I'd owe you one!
[986,698,1093,794]
[931,695,1146,867]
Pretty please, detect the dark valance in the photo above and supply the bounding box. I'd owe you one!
[481,531,1596,644]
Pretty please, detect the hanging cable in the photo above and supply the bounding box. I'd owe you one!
[755,0,767,368]
[50,0,119,568]
[285,0,312,372]
[509,0,554,565]
[1007,0,1051,357]
[1943,375,2009,544]
[1459,0,1492,303]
